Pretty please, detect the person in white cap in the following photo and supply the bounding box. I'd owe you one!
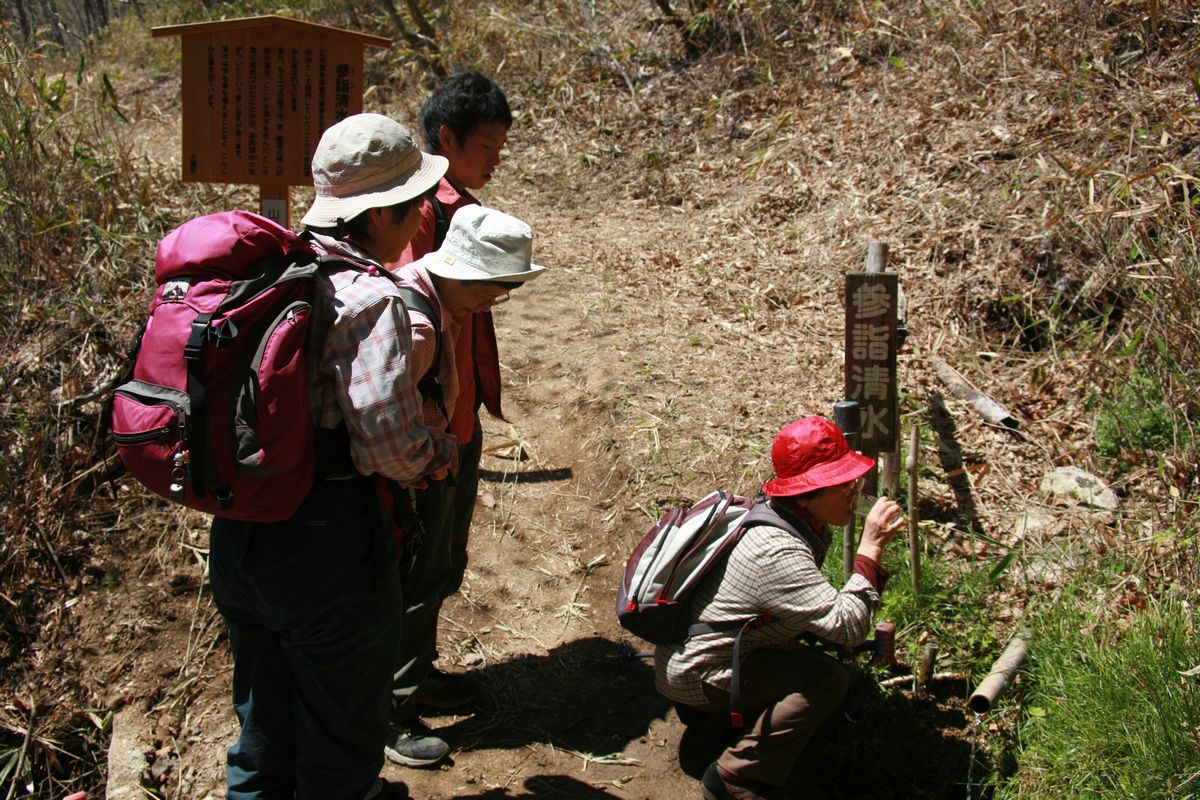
[385,74,517,740]
[384,205,544,767]
[208,112,455,800]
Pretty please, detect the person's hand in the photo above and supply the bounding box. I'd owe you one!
[407,463,450,489]
[857,495,905,563]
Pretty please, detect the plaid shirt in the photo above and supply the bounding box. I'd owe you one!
[392,179,505,444]
[307,234,457,484]
[392,261,461,440]
[654,519,882,707]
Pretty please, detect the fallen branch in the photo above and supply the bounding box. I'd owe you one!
[54,452,122,496]
[4,698,35,800]
[879,670,967,689]
[33,521,70,586]
[929,355,1018,429]
[55,375,118,409]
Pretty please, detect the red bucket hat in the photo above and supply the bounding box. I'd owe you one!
[762,416,875,498]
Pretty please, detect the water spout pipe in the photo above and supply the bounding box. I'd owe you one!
[969,636,1028,713]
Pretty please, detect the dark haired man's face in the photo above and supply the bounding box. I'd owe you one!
[441,121,508,190]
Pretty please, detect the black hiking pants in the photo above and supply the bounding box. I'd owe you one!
[210,477,403,800]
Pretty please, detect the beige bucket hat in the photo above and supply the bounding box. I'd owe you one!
[301,113,448,228]
[423,204,545,283]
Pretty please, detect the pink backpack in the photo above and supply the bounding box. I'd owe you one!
[111,210,349,522]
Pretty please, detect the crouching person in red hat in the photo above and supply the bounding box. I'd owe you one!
[655,416,905,800]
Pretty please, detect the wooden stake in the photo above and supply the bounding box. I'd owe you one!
[834,400,861,582]
[916,643,938,697]
[259,184,291,229]
[907,422,922,599]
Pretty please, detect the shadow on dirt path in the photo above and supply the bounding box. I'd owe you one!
[451,775,627,799]
[927,392,987,536]
[437,636,670,756]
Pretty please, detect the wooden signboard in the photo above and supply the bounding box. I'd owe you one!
[152,16,389,225]
[844,272,899,453]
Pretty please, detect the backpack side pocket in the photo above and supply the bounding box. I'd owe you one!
[233,300,314,475]
[112,381,192,503]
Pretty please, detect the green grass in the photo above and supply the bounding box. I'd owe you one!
[1094,368,1186,457]
[997,596,1200,800]
[877,534,1007,664]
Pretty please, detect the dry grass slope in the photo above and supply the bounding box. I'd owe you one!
[0,0,1197,797]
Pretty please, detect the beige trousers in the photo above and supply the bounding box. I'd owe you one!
[698,647,850,787]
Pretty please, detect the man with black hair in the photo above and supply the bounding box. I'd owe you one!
[399,71,513,260]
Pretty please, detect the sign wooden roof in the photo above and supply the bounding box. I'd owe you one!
[151,15,390,48]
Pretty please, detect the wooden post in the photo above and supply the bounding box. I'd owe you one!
[916,643,938,697]
[834,400,861,581]
[845,241,900,576]
[864,240,889,273]
[906,422,921,599]
[259,184,291,228]
[865,242,901,496]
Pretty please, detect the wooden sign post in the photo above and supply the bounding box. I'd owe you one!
[833,399,862,579]
[845,244,900,463]
[151,15,391,228]
[841,242,900,579]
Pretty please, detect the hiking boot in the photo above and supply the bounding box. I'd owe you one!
[701,762,772,800]
[415,668,480,712]
[384,719,450,768]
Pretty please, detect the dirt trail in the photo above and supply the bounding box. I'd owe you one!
[105,111,982,800]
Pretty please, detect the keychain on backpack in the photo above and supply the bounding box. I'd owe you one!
[170,446,189,501]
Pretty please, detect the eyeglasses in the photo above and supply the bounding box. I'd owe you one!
[479,280,513,306]
[834,477,865,498]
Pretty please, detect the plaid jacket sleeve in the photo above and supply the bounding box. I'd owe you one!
[313,267,457,484]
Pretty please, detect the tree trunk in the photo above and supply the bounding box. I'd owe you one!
[379,0,446,78]
[81,0,98,41]
[404,0,438,43]
[345,0,364,34]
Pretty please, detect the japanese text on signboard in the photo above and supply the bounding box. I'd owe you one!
[180,31,361,186]
[844,273,899,452]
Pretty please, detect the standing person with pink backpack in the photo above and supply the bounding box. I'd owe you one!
[207,113,457,800]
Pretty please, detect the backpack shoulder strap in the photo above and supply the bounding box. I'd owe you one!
[397,286,440,332]
[396,286,444,414]
[430,196,449,251]
[678,503,817,655]
[299,238,442,410]
[740,500,823,550]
